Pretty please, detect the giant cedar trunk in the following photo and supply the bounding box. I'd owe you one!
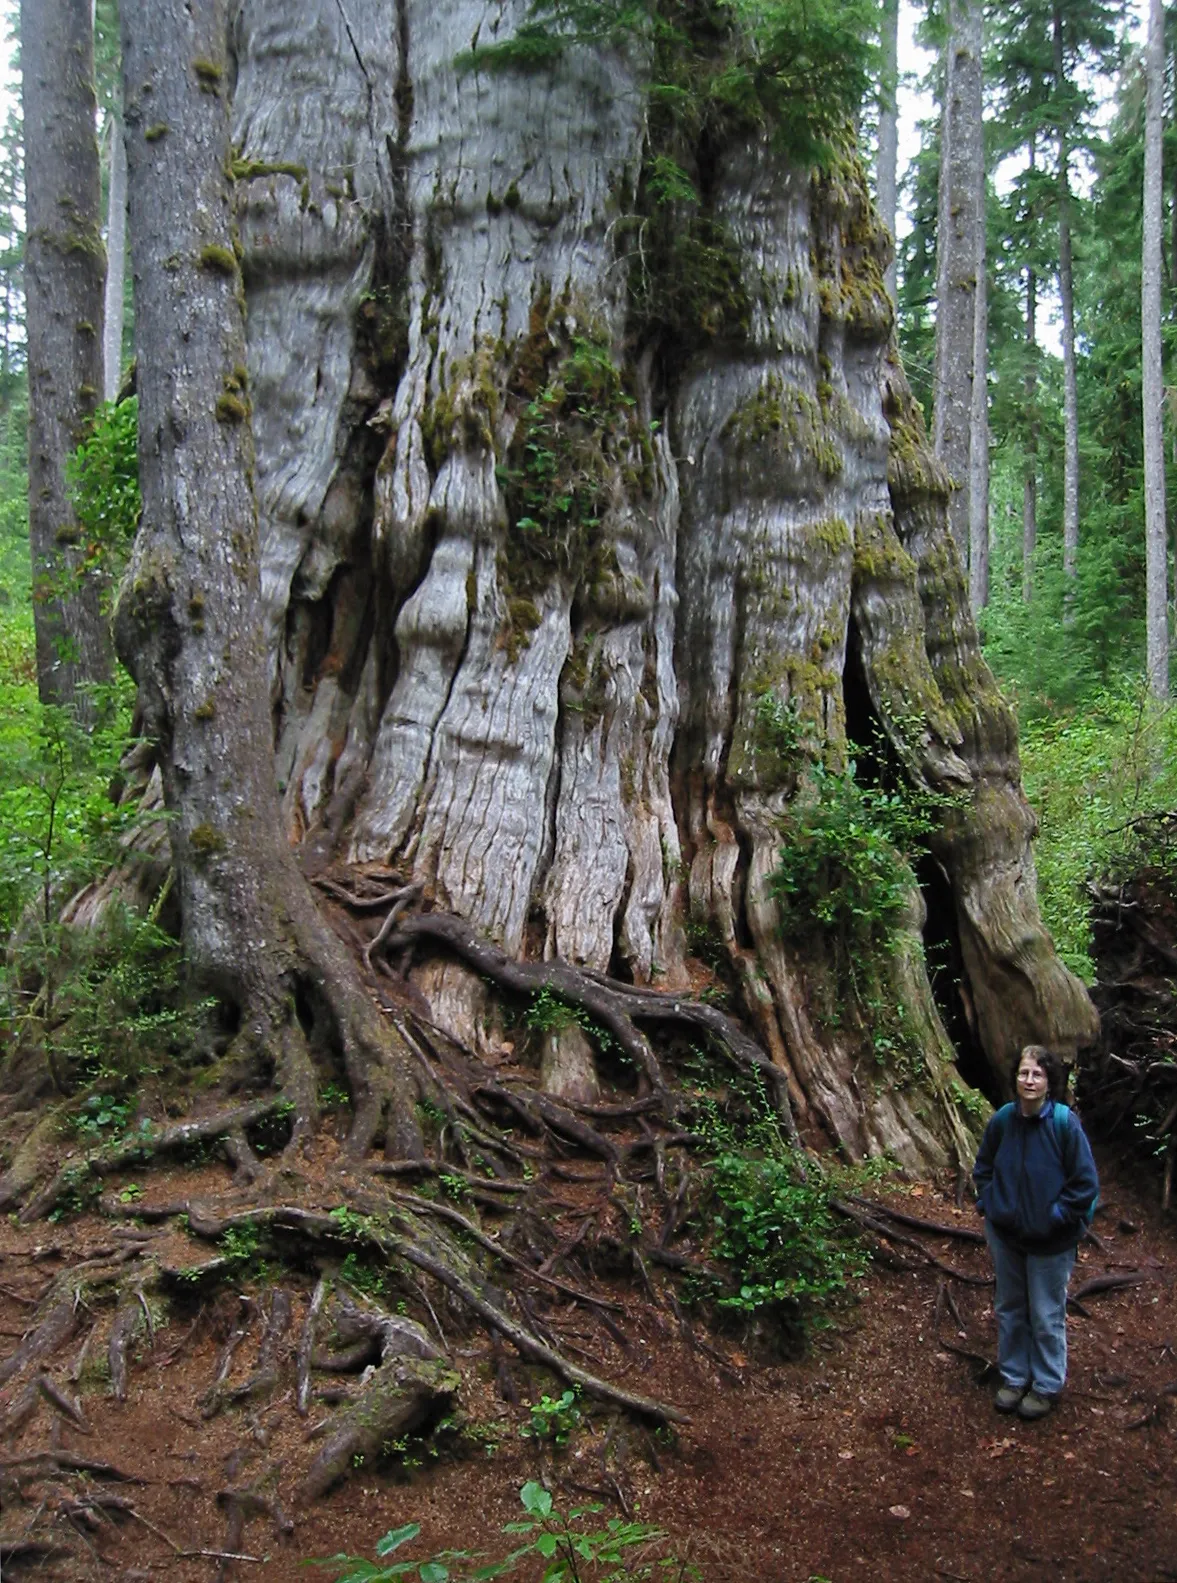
[21,0,112,715]
[116,0,1094,1173]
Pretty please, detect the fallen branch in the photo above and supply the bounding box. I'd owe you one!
[831,1200,993,1286]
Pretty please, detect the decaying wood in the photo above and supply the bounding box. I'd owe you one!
[109,1292,143,1402]
[296,1277,327,1418]
[299,1354,459,1500]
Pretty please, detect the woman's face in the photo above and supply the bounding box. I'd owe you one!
[1016,1053,1049,1111]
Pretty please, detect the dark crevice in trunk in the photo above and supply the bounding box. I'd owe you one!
[914,851,992,1101]
[842,616,990,1098]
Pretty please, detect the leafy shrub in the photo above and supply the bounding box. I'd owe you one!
[520,1390,582,1448]
[708,1150,867,1321]
[768,759,936,954]
[309,1480,694,1582]
[67,396,141,559]
[14,904,212,1093]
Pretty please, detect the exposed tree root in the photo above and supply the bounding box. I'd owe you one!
[183,1202,688,1424]
[35,1374,90,1433]
[0,1286,81,1388]
[201,1296,254,1420]
[19,1098,292,1222]
[387,910,797,1136]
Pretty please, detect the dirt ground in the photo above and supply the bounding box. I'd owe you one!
[0,1144,1174,1583]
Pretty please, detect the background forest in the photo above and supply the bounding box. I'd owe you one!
[2,0,1177,1125]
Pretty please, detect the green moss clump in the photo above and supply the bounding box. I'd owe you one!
[500,594,542,663]
[724,374,842,481]
[145,123,169,142]
[199,244,239,277]
[193,699,216,721]
[806,515,852,558]
[503,180,522,211]
[189,823,227,862]
[215,392,248,425]
[193,58,224,90]
[230,157,307,182]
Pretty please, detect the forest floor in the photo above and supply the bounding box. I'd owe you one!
[0,1141,1174,1583]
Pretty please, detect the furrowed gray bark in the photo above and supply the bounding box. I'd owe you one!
[102,103,127,402]
[1022,259,1037,604]
[115,0,422,1157]
[968,181,989,614]
[877,0,899,303]
[21,0,113,716]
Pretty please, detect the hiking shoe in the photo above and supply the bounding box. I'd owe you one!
[995,1385,1027,1413]
[1018,1390,1054,1421]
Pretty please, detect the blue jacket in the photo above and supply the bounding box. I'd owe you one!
[973,1100,1099,1254]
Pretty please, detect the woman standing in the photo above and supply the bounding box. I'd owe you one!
[973,1045,1099,1421]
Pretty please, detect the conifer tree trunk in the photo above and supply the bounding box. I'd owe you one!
[1023,263,1037,603]
[933,0,983,569]
[102,104,127,403]
[1053,1,1080,596]
[1143,0,1168,698]
[115,0,423,1156]
[969,168,989,611]
[21,0,112,716]
[877,0,900,302]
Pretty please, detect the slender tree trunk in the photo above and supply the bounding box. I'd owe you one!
[877,0,900,302]
[102,103,127,403]
[1023,263,1038,603]
[1143,0,1169,698]
[968,164,989,611]
[21,0,112,716]
[1053,2,1080,599]
[933,0,983,568]
[116,0,422,1157]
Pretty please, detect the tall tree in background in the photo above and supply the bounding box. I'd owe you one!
[1141,0,1167,698]
[933,0,984,577]
[98,0,127,403]
[1052,1,1081,595]
[20,0,112,713]
[877,0,900,300]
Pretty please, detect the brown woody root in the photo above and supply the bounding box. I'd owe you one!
[379,907,797,1139]
[185,1202,688,1424]
[18,1097,292,1222]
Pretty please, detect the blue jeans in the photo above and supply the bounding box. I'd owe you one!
[984,1221,1076,1397]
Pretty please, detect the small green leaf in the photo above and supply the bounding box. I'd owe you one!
[519,1482,552,1517]
[535,1534,559,1559]
[376,1525,421,1558]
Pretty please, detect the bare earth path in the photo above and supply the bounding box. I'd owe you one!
[0,1147,1173,1582]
